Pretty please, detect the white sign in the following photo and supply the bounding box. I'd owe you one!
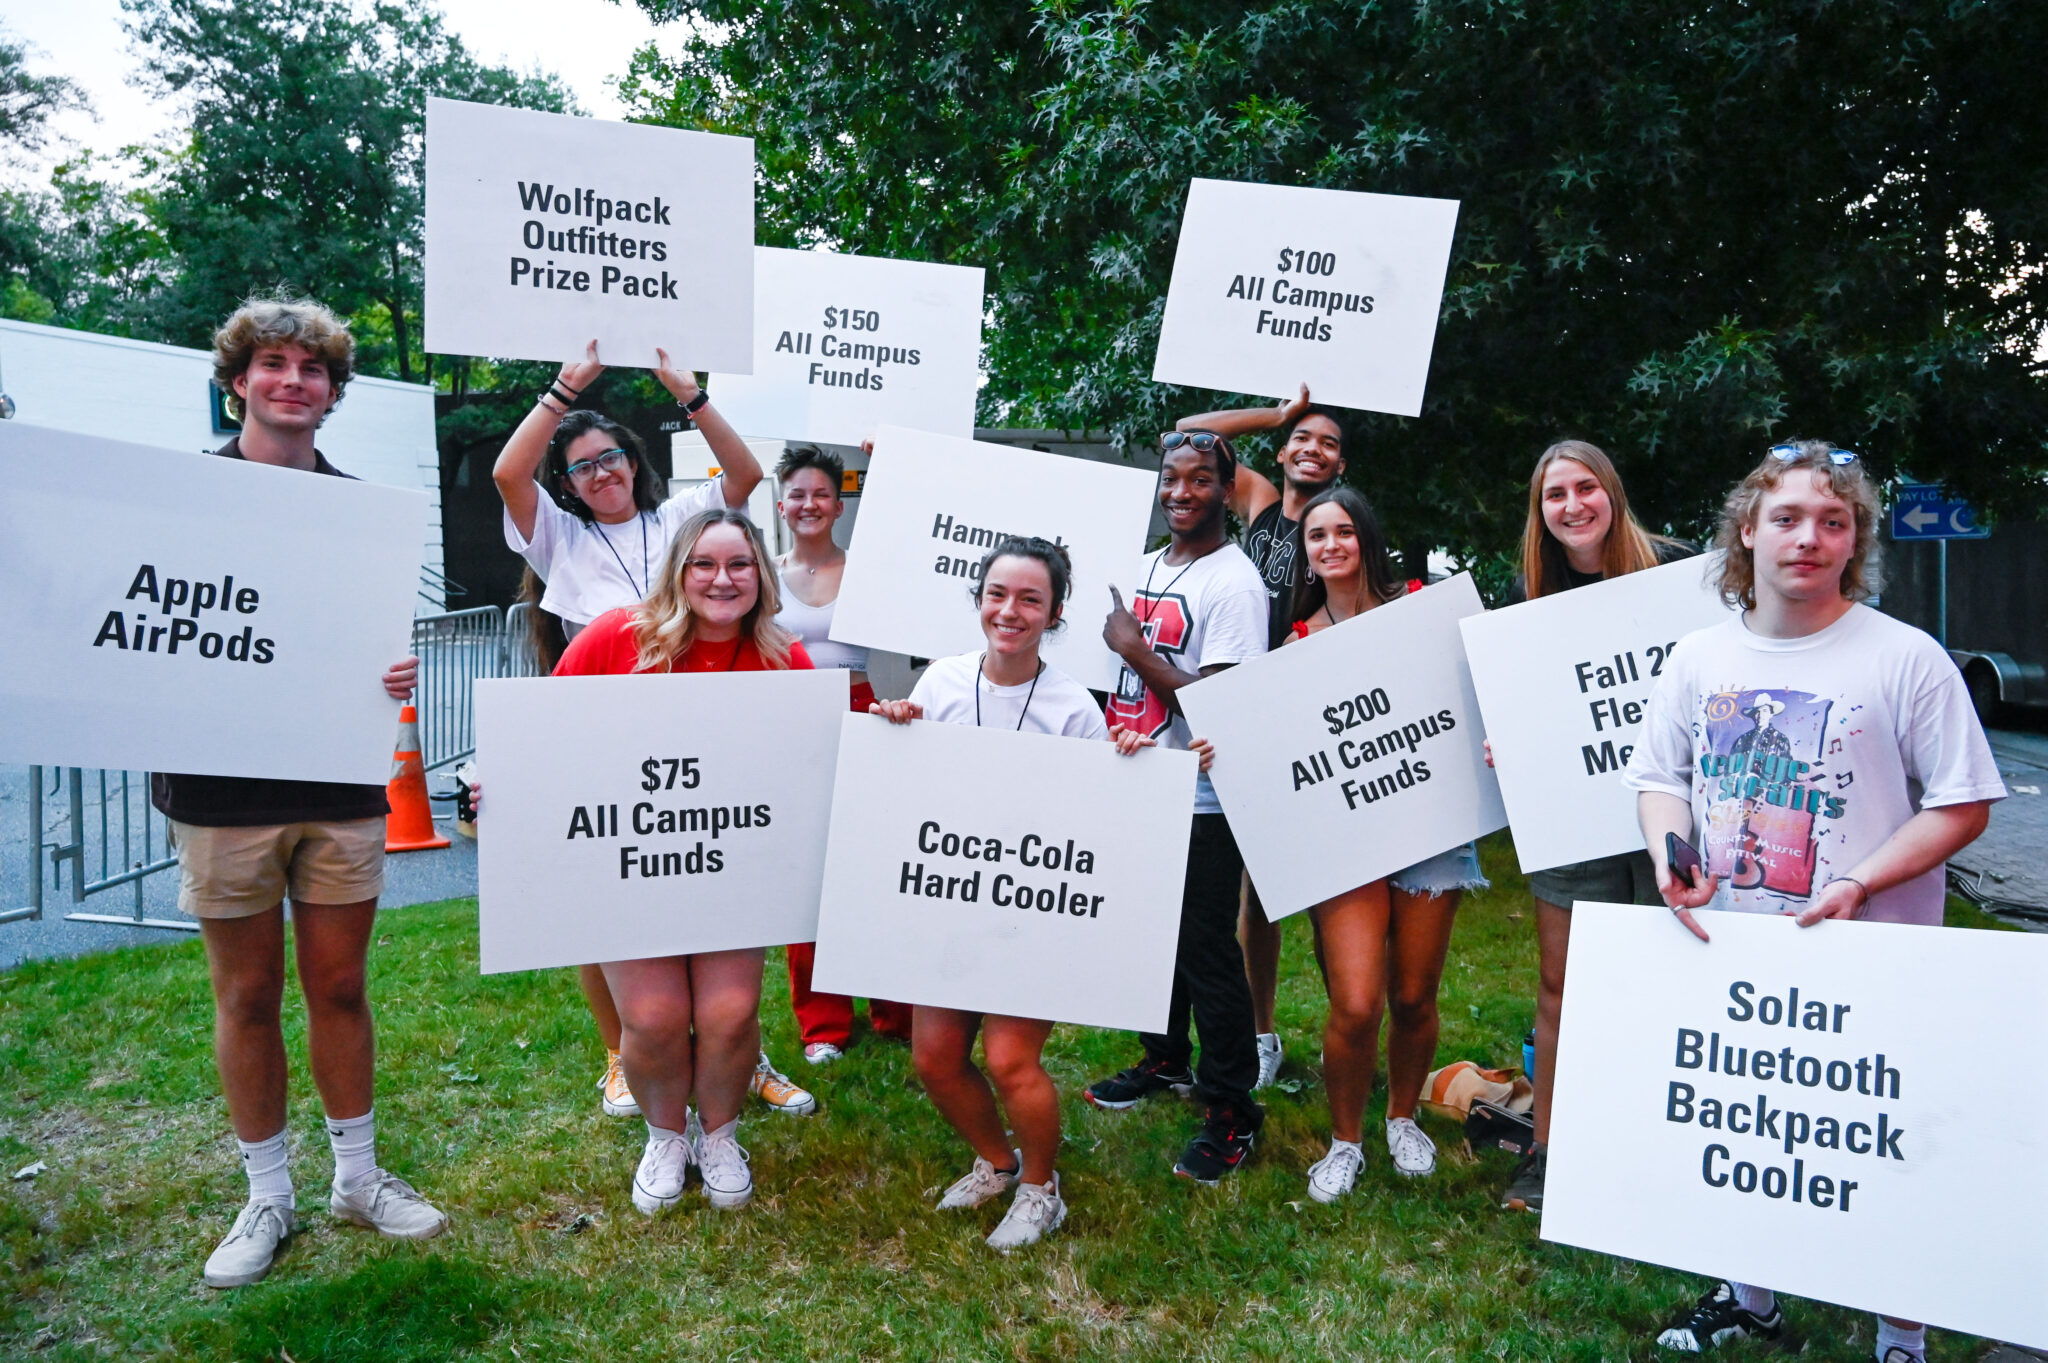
[710,247,983,444]
[1546,904,2048,1348]
[1151,178,1460,418]
[0,424,425,785]
[474,670,847,973]
[830,426,1157,691]
[1177,574,1506,918]
[811,714,1193,1032]
[423,97,754,369]
[1460,554,1735,873]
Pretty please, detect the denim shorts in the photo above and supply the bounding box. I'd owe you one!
[1389,842,1489,897]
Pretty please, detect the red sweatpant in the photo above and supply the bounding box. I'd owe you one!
[786,678,912,1047]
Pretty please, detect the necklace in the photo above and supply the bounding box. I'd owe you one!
[590,513,650,598]
[1135,541,1215,633]
[975,652,1043,731]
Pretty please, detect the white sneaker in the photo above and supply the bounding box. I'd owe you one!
[936,1148,1021,1210]
[694,1118,753,1209]
[1253,1032,1284,1090]
[1386,1117,1437,1178]
[202,1200,295,1288]
[631,1127,694,1216]
[803,1042,844,1065]
[1306,1139,1364,1203]
[330,1169,449,1239]
[985,1175,1066,1252]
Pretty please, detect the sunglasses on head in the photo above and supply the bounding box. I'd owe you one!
[1160,431,1227,454]
[1769,444,1859,465]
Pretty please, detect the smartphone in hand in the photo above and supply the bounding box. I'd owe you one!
[1665,831,1705,889]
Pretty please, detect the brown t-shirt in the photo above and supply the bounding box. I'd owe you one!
[149,438,393,828]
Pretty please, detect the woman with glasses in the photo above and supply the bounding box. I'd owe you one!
[490,344,814,1124]
[551,507,814,1216]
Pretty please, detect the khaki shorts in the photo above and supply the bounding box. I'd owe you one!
[170,817,387,918]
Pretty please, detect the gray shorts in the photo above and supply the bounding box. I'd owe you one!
[1528,849,1659,910]
[1389,842,1489,898]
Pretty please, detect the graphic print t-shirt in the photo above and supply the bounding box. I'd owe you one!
[1106,543,1269,815]
[1624,605,2005,925]
[1242,500,1305,650]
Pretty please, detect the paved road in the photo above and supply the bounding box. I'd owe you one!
[1956,721,2048,929]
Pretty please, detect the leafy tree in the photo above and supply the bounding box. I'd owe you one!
[621,0,2048,563]
[121,0,574,380]
[0,25,86,155]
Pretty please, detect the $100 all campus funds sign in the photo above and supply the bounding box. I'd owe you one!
[1545,904,2048,1349]
[473,670,848,973]
[1177,574,1506,918]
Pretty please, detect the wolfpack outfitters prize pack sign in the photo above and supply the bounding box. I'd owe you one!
[424,97,755,369]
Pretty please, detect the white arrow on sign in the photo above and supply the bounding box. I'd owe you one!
[1903,505,1940,531]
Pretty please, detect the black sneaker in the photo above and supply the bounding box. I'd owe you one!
[1654,1281,1784,1352]
[1502,1143,1546,1213]
[1172,1105,1263,1185]
[1083,1057,1194,1111]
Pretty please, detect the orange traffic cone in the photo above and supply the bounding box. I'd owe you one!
[385,704,451,852]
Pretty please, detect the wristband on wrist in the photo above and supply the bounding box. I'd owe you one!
[1833,876,1870,913]
[538,393,569,416]
[548,382,579,407]
[679,389,710,415]
[554,375,582,397]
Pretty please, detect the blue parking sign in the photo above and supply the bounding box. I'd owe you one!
[1891,484,1989,540]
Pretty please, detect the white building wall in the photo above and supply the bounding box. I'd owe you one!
[0,318,446,610]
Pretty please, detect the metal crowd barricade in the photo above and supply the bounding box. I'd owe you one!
[1,765,192,931]
[502,602,546,677]
[410,605,507,773]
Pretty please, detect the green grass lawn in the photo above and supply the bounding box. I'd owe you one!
[0,834,2019,1362]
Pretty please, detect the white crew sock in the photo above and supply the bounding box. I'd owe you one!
[1874,1319,1925,1362]
[236,1128,293,1206]
[1730,1282,1776,1317]
[646,1121,685,1144]
[325,1109,377,1192]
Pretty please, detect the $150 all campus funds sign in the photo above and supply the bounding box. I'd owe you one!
[1177,574,1507,918]
[423,97,755,370]
[1545,905,2048,1349]
[473,670,848,973]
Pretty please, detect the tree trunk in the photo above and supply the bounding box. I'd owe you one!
[386,240,412,384]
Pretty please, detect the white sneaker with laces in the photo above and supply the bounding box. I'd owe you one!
[631,1127,694,1216]
[1385,1117,1437,1178]
[330,1169,449,1239]
[985,1175,1065,1252]
[1253,1032,1284,1090]
[803,1042,844,1065]
[202,1200,295,1288]
[936,1148,1021,1210]
[694,1118,753,1209]
[1306,1139,1364,1203]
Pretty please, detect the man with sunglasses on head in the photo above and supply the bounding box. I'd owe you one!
[490,344,817,1124]
[1083,428,1271,1184]
[1173,384,1350,1093]
[1623,441,2003,1362]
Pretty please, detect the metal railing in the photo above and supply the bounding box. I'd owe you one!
[411,606,506,773]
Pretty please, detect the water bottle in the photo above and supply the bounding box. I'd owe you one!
[1522,1028,1537,1083]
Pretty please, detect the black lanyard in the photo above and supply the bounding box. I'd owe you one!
[1135,547,1206,640]
[975,653,1043,730]
[589,513,651,598]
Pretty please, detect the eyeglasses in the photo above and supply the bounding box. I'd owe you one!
[564,448,632,482]
[684,557,759,579]
[1161,431,1227,454]
[1769,444,1859,465]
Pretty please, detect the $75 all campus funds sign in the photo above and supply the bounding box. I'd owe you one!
[473,670,847,973]
[1151,178,1460,418]
[424,97,754,370]
[1177,574,1506,918]
[1545,904,2048,1349]
[0,424,425,785]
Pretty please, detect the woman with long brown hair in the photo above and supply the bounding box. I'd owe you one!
[1500,439,1690,1215]
[551,508,814,1216]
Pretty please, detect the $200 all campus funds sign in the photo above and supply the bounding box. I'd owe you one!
[473,670,848,973]
[1177,574,1506,918]
[1545,905,2048,1349]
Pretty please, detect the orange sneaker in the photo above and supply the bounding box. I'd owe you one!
[599,1050,639,1118]
[750,1052,817,1116]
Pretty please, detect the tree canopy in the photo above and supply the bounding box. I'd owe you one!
[621,0,2048,563]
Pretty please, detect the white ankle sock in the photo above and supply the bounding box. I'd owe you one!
[236,1128,293,1206]
[646,1121,684,1143]
[1875,1319,1925,1362]
[1730,1282,1776,1316]
[325,1109,377,1191]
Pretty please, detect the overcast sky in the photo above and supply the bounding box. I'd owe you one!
[4,0,670,176]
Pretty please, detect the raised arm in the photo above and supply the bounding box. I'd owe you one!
[492,341,605,541]
[1178,383,1309,521]
[656,349,763,509]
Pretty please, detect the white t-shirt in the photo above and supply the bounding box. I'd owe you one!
[1105,542,1269,815]
[1624,604,2005,925]
[504,478,727,628]
[774,568,870,672]
[908,652,1109,740]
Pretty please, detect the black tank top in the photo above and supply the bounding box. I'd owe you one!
[1242,499,1303,651]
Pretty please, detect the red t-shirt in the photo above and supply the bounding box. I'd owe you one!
[554,607,815,676]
